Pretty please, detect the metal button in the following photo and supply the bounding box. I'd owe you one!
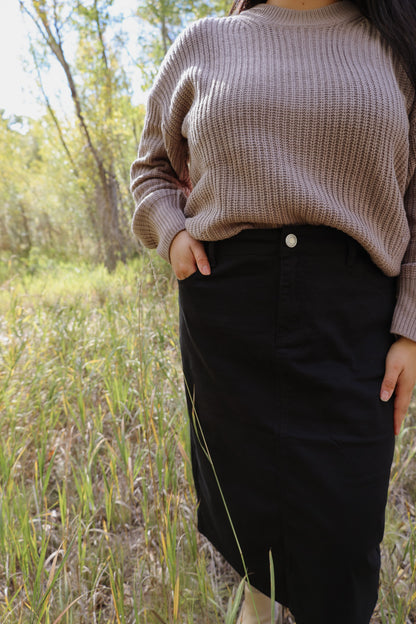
[285,233,297,248]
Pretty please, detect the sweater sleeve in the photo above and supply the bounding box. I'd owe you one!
[391,94,416,342]
[130,24,197,263]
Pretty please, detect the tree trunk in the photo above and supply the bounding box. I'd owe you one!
[21,0,127,272]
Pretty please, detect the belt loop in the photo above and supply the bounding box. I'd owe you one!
[346,237,357,266]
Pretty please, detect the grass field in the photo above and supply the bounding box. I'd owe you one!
[0,253,415,623]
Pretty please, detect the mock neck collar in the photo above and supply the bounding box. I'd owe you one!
[242,1,363,26]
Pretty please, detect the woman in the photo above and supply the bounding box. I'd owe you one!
[130,0,416,622]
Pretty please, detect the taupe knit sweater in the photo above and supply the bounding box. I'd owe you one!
[130,0,416,341]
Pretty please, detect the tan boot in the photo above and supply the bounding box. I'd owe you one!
[236,581,281,624]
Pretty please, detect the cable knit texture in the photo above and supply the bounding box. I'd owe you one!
[130,0,416,341]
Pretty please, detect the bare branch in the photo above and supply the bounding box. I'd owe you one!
[93,0,109,71]
[53,0,63,47]
[18,0,51,46]
[31,42,78,175]
[24,0,108,186]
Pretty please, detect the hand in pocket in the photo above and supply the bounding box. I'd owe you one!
[169,230,211,280]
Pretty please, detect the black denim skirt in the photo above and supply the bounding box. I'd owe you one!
[178,224,397,624]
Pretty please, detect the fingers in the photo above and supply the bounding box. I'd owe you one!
[190,239,211,275]
[380,362,401,403]
[380,355,402,435]
[169,230,211,279]
[380,357,412,435]
[393,377,413,435]
[380,337,416,435]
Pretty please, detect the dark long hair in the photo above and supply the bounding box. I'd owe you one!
[228,0,416,91]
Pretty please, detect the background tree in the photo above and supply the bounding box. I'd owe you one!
[0,112,33,257]
[19,0,139,271]
[0,0,230,270]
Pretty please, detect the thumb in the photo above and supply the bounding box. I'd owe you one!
[191,240,211,275]
[380,361,400,402]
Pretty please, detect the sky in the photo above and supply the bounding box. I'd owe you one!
[0,0,148,121]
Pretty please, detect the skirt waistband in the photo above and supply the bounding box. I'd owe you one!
[203,225,370,268]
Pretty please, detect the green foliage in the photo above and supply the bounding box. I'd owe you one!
[17,0,145,270]
[134,0,231,88]
[0,256,243,622]
[2,1,233,267]
[0,257,415,622]
[0,111,99,262]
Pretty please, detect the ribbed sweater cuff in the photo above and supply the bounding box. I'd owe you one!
[132,191,187,264]
[156,212,187,265]
[390,267,416,343]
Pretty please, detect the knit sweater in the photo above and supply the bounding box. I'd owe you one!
[130,0,416,342]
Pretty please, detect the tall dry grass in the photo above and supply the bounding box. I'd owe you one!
[0,253,414,623]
